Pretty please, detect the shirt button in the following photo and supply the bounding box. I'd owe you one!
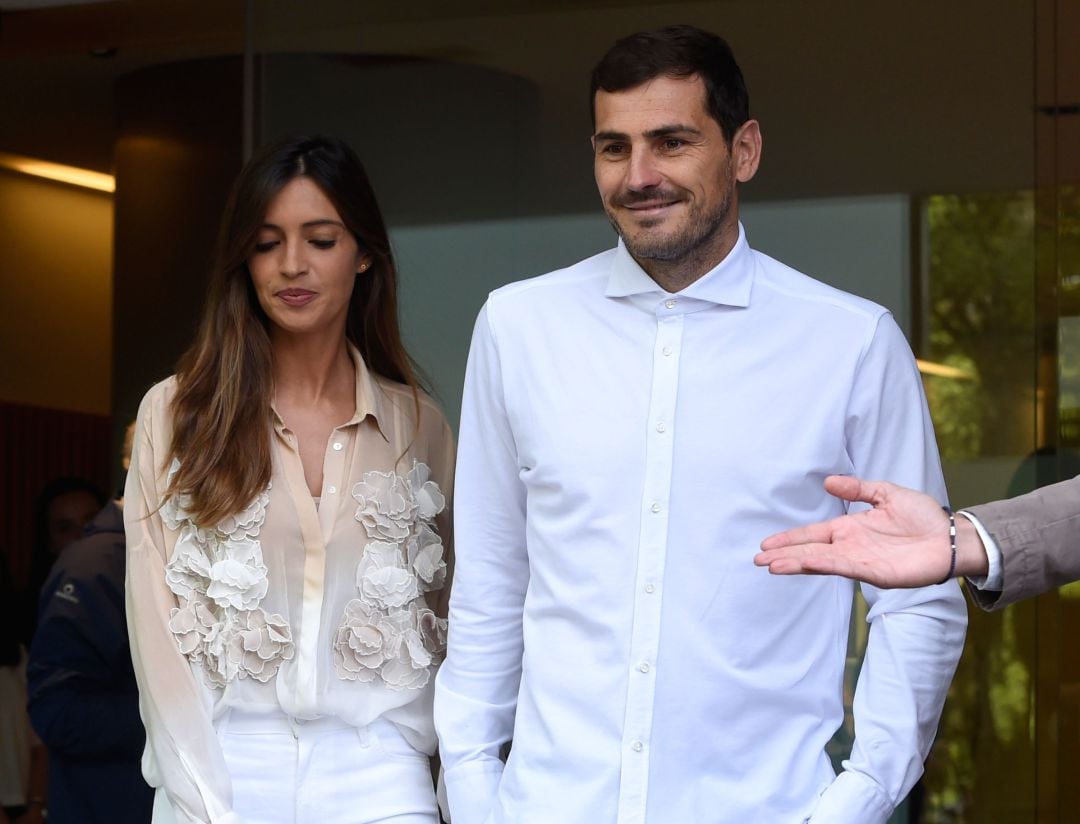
[664,299,677,309]
[327,486,337,494]
[662,346,673,356]
[631,740,644,752]
[644,583,656,594]
[656,422,667,433]
[332,442,343,451]
[638,662,651,673]
[650,502,661,513]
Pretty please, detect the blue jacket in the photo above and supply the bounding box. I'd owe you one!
[27,501,153,823]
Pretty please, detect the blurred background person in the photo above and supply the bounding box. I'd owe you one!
[1,554,34,824]
[21,478,106,647]
[2,477,104,824]
[26,422,152,824]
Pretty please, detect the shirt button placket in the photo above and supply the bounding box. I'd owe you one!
[321,435,346,536]
[617,311,682,824]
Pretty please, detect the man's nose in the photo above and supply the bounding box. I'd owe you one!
[625,149,663,191]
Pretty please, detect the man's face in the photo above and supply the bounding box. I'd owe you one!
[592,74,759,270]
[47,490,99,554]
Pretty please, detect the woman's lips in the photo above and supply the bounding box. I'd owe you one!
[277,289,316,306]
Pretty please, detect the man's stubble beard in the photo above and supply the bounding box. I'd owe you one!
[608,184,734,266]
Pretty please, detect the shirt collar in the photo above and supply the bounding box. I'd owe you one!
[604,222,754,308]
[270,342,390,441]
[344,342,390,439]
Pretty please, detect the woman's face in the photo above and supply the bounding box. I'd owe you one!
[248,176,370,340]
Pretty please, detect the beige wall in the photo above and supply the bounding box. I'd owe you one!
[0,169,112,414]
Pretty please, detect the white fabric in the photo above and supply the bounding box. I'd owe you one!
[436,225,968,824]
[958,510,1003,591]
[152,711,438,824]
[126,349,454,824]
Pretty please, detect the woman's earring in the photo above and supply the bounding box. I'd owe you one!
[358,262,369,273]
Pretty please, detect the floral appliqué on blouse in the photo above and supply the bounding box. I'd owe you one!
[334,462,448,690]
[161,461,294,688]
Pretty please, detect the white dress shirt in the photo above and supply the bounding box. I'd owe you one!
[435,225,967,824]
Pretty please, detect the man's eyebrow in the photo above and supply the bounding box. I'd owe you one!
[592,124,703,141]
[593,130,629,142]
[644,124,702,138]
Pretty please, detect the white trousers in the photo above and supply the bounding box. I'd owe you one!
[153,710,439,824]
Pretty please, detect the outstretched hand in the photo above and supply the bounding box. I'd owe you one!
[754,476,961,588]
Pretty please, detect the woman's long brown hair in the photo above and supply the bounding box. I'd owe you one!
[167,135,422,526]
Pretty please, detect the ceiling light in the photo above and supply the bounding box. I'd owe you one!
[0,151,115,193]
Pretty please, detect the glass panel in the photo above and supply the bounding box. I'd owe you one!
[915,190,1040,822]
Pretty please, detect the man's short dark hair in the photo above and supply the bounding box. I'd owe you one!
[590,25,749,144]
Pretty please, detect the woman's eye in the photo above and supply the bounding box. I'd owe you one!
[310,239,337,250]
[253,241,277,253]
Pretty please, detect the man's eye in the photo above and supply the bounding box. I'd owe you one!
[662,138,685,150]
[253,241,277,253]
[599,143,626,156]
[310,239,337,250]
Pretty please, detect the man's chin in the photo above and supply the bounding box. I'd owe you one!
[622,236,685,262]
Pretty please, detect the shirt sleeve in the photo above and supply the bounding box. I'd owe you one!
[810,313,968,824]
[124,384,245,824]
[434,302,530,824]
[957,511,1002,591]
[422,400,457,621]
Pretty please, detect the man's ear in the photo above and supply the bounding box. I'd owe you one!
[732,119,762,183]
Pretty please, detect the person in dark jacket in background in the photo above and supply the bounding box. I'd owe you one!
[21,477,105,649]
[26,424,152,823]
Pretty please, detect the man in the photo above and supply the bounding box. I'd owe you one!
[26,424,153,823]
[756,473,1080,609]
[436,25,966,824]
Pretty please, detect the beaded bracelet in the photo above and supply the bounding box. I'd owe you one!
[938,506,957,585]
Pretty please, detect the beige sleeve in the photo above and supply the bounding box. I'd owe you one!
[124,383,244,824]
[422,398,456,620]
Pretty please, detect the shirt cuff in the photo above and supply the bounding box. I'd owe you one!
[443,759,504,824]
[808,770,893,824]
[957,510,1002,591]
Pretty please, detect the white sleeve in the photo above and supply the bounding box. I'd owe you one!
[957,511,1003,591]
[124,386,245,824]
[810,314,968,823]
[434,303,530,824]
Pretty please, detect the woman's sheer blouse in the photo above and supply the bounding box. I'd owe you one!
[124,352,454,824]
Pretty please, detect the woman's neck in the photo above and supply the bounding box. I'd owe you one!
[270,330,354,408]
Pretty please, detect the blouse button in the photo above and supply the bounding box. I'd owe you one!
[644,583,656,594]
[631,740,644,752]
[638,662,651,673]
[650,502,661,513]
[327,486,337,494]
[332,442,343,451]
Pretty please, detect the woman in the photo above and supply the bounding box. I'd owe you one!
[125,136,454,824]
